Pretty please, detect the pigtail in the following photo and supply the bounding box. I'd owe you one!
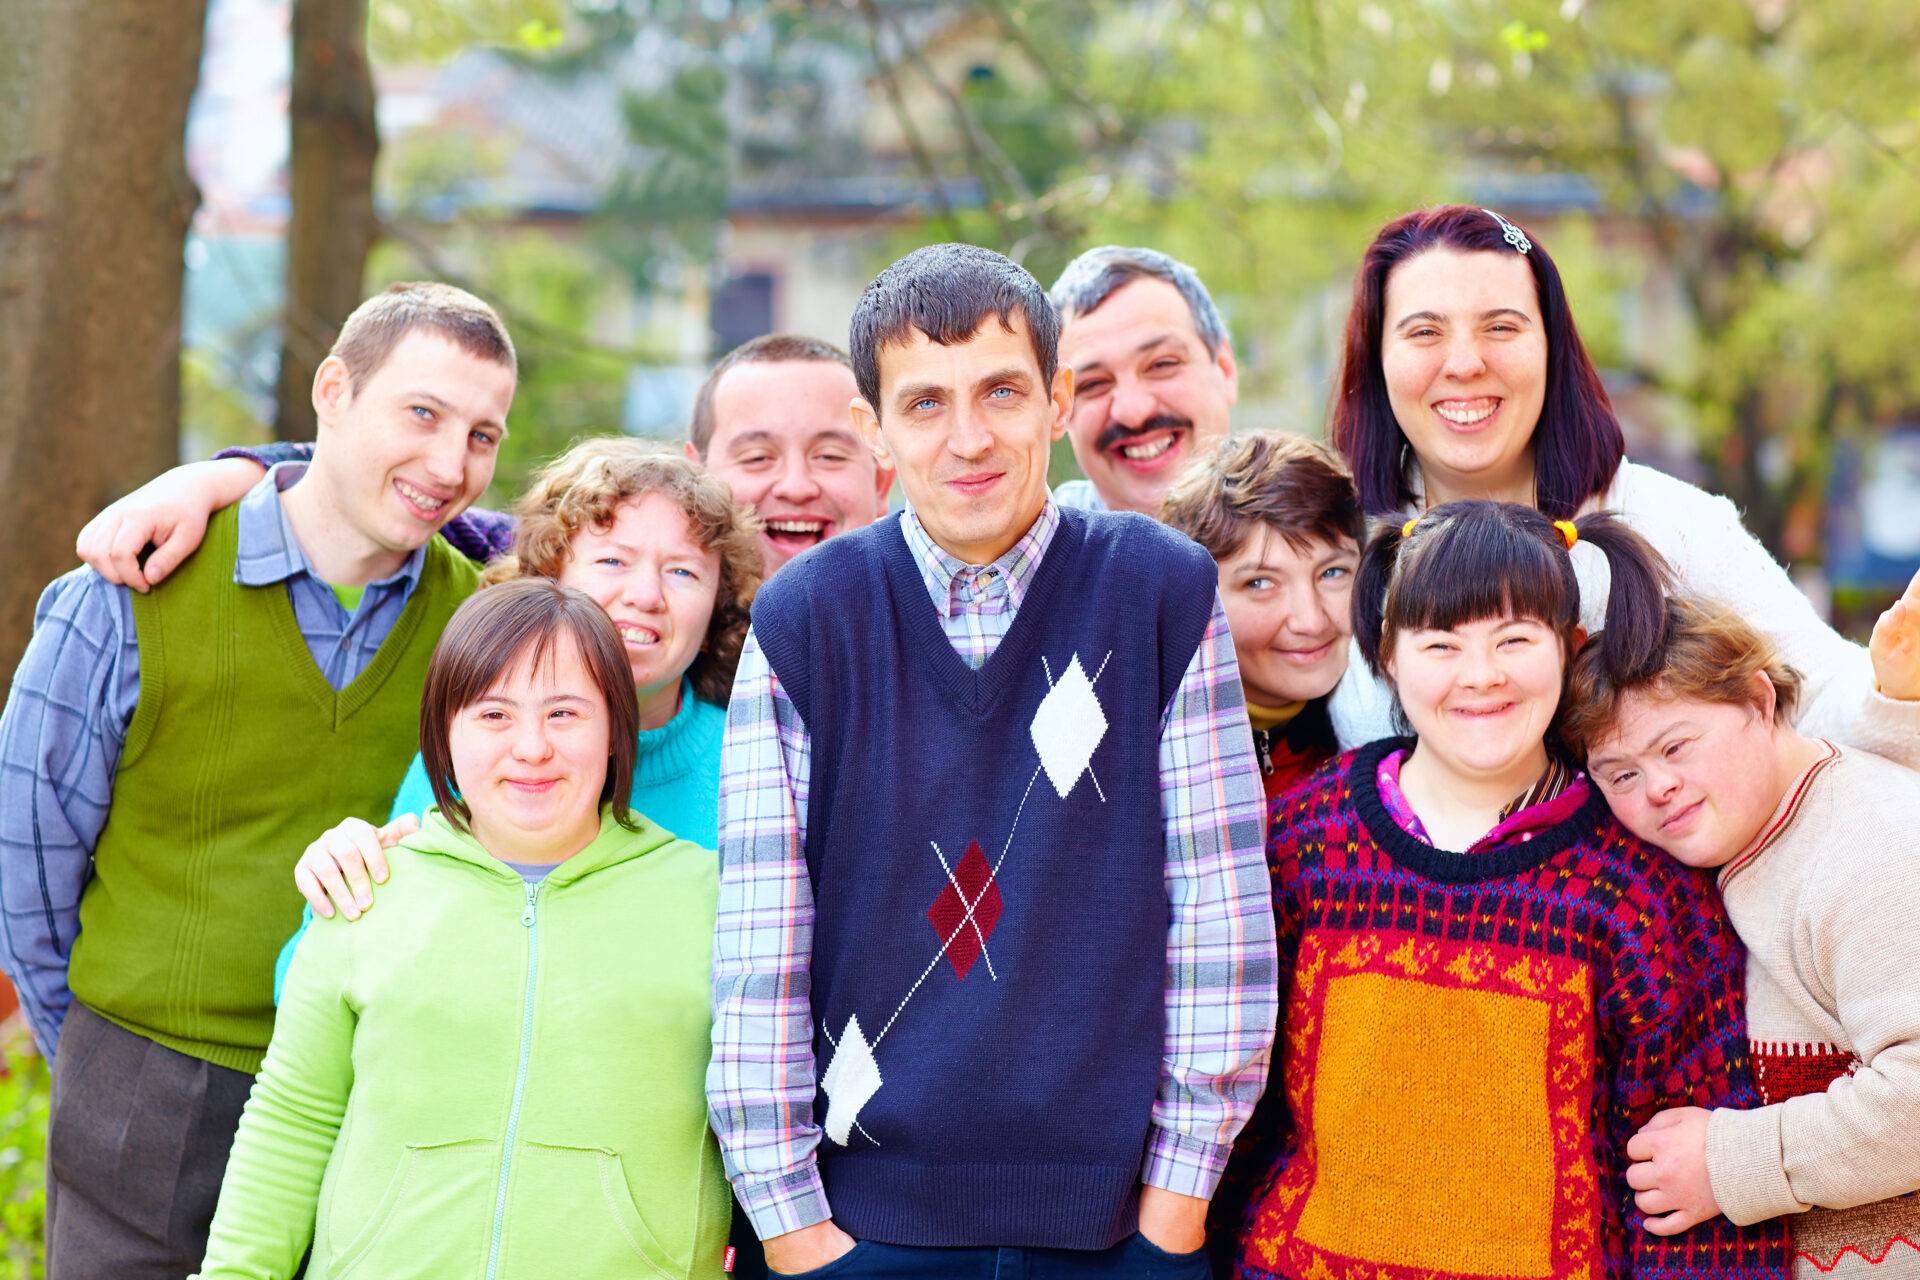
[1569,512,1673,683]
[1352,515,1408,678]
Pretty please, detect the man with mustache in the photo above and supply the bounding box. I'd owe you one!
[1049,247,1239,516]
[709,242,1274,1278]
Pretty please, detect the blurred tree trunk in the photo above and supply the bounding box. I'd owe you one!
[0,0,207,683]
[274,0,379,442]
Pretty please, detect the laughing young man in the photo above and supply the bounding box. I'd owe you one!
[0,283,513,1279]
[708,243,1275,1278]
[1048,246,1239,516]
[686,333,895,573]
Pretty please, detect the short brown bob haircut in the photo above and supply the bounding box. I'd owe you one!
[689,333,851,457]
[331,281,517,394]
[482,439,763,706]
[1562,594,1804,762]
[420,579,641,836]
[1160,431,1365,562]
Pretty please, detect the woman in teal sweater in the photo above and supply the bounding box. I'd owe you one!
[275,444,760,995]
[195,579,730,1279]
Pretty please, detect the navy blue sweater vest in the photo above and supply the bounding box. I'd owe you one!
[752,508,1217,1249]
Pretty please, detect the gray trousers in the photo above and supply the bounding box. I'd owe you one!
[45,1003,255,1280]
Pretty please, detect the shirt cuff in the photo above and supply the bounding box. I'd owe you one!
[1706,1105,1804,1225]
[1142,1126,1232,1200]
[735,1163,834,1241]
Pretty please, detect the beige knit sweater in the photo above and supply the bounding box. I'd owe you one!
[1706,742,1920,1276]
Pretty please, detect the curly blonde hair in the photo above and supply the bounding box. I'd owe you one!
[481,438,763,706]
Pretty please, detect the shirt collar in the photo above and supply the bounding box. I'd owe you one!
[899,497,1061,620]
[234,460,429,591]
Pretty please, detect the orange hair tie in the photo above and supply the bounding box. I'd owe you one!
[1401,518,1418,538]
[1553,519,1578,550]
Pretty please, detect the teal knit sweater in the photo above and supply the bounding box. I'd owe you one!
[272,681,725,1001]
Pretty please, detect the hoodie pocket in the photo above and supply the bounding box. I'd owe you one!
[505,1142,686,1279]
[328,1138,498,1278]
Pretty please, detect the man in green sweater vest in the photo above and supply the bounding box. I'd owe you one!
[0,283,514,1280]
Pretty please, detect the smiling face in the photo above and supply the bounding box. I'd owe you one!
[1585,686,1784,869]
[697,359,892,572]
[855,315,1071,565]
[1388,613,1566,784]
[558,491,721,730]
[312,329,514,556]
[1059,277,1237,514]
[448,632,611,863]
[1381,248,1546,507]
[1219,527,1357,705]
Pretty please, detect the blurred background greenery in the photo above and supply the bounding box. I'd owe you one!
[2,2,1918,1268]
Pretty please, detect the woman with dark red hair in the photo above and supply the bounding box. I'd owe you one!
[1323,205,1920,758]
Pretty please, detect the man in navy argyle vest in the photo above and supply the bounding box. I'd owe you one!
[707,243,1277,1279]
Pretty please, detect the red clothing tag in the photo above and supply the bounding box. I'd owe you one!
[724,1246,736,1273]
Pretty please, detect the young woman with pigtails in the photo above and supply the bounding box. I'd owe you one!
[1206,500,1789,1280]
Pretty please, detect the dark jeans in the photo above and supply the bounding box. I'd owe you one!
[45,1003,255,1280]
[772,1234,1212,1280]
[731,1201,770,1279]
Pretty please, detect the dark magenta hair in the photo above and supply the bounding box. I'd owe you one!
[1353,500,1671,734]
[1329,206,1625,520]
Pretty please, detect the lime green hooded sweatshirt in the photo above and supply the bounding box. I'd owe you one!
[193,808,730,1280]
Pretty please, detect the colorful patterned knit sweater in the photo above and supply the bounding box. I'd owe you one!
[1210,739,1789,1280]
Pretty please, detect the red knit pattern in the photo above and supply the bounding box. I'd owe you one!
[1750,1041,1858,1107]
[1208,746,1790,1280]
[926,839,1002,981]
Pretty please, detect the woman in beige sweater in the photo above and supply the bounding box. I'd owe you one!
[1564,595,1920,1277]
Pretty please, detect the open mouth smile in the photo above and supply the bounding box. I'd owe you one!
[762,518,829,551]
[614,621,661,647]
[1432,397,1501,427]
[394,478,452,518]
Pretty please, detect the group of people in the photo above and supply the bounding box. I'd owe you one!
[4,204,1920,1280]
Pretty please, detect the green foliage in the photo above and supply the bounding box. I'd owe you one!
[597,62,732,286]
[0,1035,48,1280]
[370,0,570,64]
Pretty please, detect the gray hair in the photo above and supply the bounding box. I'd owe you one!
[1047,246,1229,357]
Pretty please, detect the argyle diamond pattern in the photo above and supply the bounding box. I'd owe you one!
[1030,654,1107,799]
[927,839,1003,981]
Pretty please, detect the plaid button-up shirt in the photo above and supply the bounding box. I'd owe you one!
[708,498,1276,1241]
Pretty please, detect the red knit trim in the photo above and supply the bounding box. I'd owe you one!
[1751,1040,1858,1106]
[1797,1236,1920,1271]
[1720,740,1839,885]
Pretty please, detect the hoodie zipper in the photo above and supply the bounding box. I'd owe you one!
[484,880,541,1280]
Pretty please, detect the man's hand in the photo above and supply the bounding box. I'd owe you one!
[1137,1185,1209,1254]
[1871,570,1920,701]
[761,1220,857,1276]
[294,813,417,921]
[76,458,268,592]
[1625,1107,1720,1236]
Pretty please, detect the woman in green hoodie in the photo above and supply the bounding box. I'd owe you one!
[193,579,730,1280]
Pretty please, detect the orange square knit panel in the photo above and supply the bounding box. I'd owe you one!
[1248,931,1603,1280]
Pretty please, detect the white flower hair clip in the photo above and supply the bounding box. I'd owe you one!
[1483,208,1532,255]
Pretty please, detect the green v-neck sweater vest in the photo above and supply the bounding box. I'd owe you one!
[70,504,478,1073]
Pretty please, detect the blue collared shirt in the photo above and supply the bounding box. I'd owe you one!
[0,463,428,1054]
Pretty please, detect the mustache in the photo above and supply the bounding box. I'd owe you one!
[1094,414,1192,455]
